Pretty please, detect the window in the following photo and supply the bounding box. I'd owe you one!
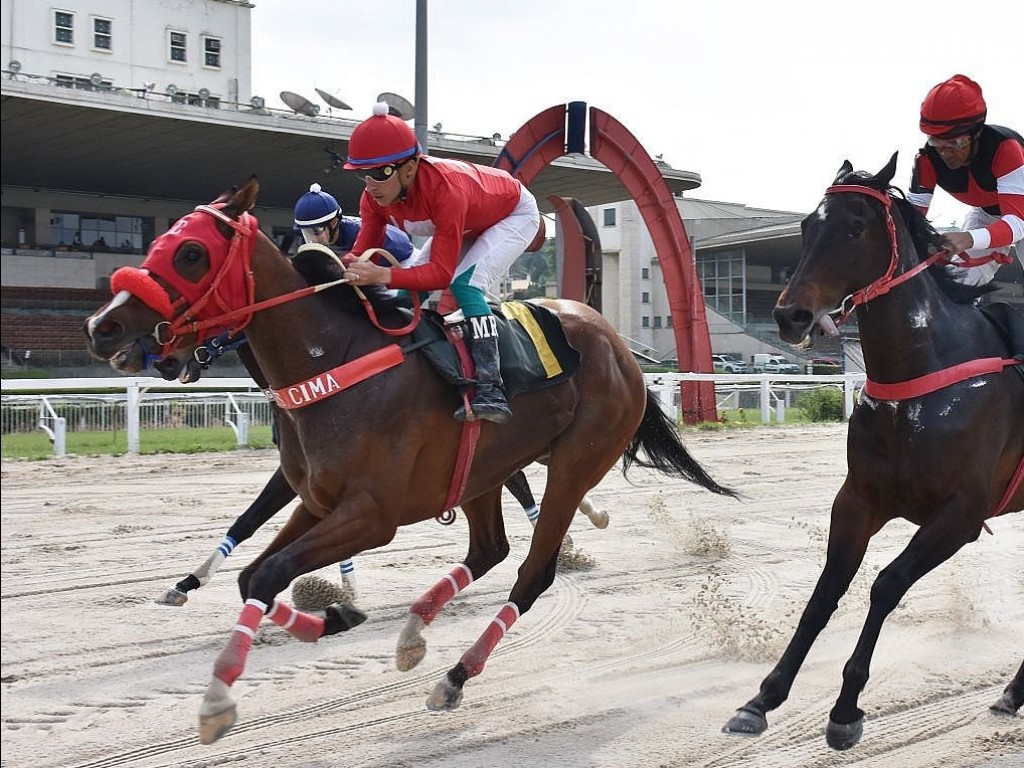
[666,314,673,328]
[93,17,112,50]
[641,316,650,329]
[54,73,112,91]
[641,267,649,279]
[653,316,662,329]
[54,11,74,44]
[51,212,152,251]
[641,292,650,304]
[202,36,221,68]
[603,208,616,227]
[169,31,187,62]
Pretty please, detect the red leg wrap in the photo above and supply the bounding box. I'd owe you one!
[460,602,519,678]
[213,600,265,686]
[267,600,325,642]
[410,564,473,625]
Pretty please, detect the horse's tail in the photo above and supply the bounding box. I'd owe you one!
[621,389,739,498]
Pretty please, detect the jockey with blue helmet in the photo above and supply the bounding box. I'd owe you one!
[293,182,418,266]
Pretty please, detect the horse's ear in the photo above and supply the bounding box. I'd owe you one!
[876,152,898,186]
[221,177,260,219]
[833,160,854,184]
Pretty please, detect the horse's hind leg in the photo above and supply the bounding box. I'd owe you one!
[990,658,1023,715]
[426,473,587,711]
[397,487,509,673]
[724,489,876,738]
[826,510,980,751]
[159,465,297,606]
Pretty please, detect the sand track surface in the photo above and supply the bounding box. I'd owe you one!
[2,423,1021,768]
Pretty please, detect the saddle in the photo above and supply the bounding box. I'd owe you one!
[404,301,581,397]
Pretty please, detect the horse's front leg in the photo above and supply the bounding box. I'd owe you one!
[198,499,382,744]
[723,485,876,737]
[826,507,981,751]
[396,487,509,672]
[425,482,578,711]
[158,466,297,606]
[990,658,1024,715]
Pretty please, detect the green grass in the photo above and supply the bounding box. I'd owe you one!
[1,425,276,460]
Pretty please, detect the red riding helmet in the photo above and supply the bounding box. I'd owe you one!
[919,74,987,138]
[344,102,420,169]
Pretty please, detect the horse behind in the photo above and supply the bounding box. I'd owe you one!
[723,153,1024,750]
[84,178,737,744]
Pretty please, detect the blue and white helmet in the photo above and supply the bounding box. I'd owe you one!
[293,183,341,227]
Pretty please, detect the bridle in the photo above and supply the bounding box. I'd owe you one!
[822,184,948,325]
[133,204,420,357]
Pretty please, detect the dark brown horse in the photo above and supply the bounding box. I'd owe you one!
[84,178,736,744]
[722,154,1024,750]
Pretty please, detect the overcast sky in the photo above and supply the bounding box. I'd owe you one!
[251,0,1021,228]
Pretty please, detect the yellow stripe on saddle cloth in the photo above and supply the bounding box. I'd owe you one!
[493,300,580,397]
[499,301,563,378]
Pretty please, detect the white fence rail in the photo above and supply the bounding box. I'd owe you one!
[2,373,866,457]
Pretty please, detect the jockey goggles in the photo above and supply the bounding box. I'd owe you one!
[927,134,972,151]
[298,222,333,245]
[353,159,408,183]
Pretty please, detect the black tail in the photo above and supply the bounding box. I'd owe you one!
[622,389,738,498]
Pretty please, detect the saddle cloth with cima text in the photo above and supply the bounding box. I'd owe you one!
[412,300,581,398]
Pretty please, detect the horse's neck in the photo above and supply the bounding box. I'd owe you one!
[856,259,977,380]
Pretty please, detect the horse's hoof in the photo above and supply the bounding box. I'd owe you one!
[722,708,767,736]
[396,638,427,672]
[989,693,1020,716]
[426,678,464,711]
[156,588,188,606]
[198,704,237,744]
[826,717,863,750]
[323,602,367,635]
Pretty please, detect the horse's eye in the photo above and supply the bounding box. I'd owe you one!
[847,222,865,240]
[181,243,205,262]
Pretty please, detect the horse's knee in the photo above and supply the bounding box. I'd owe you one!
[869,568,908,615]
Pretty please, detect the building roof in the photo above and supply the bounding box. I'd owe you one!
[1,78,702,214]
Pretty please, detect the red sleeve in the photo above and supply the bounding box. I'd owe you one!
[908,151,938,216]
[349,191,388,256]
[387,180,468,292]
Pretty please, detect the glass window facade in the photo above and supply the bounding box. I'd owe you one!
[696,249,746,324]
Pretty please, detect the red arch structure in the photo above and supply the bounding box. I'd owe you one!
[494,102,717,424]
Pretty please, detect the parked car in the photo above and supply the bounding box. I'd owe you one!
[810,356,843,373]
[751,354,801,374]
[711,354,748,373]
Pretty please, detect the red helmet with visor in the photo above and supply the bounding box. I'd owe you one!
[344,102,420,170]
[919,74,987,138]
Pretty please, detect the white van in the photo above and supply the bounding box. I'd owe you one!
[752,354,801,374]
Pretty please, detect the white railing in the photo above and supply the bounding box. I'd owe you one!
[2,373,865,457]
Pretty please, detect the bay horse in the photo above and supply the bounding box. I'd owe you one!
[722,153,1024,750]
[84,178,737,744]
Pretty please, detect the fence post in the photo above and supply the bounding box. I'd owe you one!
[843,374,857,419]
[760,377,771,424]
[126,381,141,454]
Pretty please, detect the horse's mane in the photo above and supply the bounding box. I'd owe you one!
[291,248,410,323]
[836,169,995,305]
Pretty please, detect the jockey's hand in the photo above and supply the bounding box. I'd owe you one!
[941,231,974,255]
[344,260,392,286]
[341,252,356,266]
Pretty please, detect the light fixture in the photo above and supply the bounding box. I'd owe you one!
[492,132,502,141]
[165,83,178,96]
[9,60,22,73]
[89,72,103,86]
[198,87,211,100]
[249,95,265,109]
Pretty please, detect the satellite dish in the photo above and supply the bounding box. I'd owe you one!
[314,88,352,111]
[432,122,443,132]
[89,72,104,86]
[376,92,414,120]
[280,90,319,117]
[9,60,22,73]
[142,80,156,91]
[198,87,211,100]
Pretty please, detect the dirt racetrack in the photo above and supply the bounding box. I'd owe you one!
[2,423,1021,768]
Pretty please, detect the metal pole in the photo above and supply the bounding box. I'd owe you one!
[415,0,428,152]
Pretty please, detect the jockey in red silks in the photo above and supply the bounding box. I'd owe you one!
[340,103,540,425]
[908,74,1024,287]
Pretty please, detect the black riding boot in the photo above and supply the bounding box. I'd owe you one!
[455,315,512,424]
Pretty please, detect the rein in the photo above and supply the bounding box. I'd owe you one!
[156,209,420,353]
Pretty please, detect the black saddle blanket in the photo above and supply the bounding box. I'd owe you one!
[409,301,581,397]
